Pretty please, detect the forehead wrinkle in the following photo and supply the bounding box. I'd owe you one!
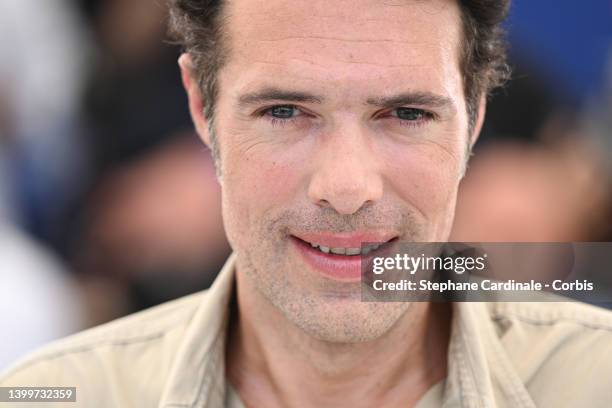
[230,1,461,46]
[254,36,428,44]
[242,41,442,74]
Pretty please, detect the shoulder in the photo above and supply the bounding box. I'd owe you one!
[0,289,210,407]
[487,301,612,405]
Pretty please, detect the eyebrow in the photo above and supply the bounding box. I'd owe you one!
[366,92,456,114]
[238,88,324,107]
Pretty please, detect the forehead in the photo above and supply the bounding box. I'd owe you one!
[221,0,464,100]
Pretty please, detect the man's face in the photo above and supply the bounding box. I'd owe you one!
[190,0,473,342]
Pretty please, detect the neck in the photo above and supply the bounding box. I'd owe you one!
[226,270,451,408]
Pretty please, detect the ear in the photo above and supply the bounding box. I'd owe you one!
[469,95,487,150]
[178,53,213,148]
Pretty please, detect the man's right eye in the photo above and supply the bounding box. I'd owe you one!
[266,105,300,119]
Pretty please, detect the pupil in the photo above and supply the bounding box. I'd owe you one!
[271,106,295,118]
[397,108,422,120]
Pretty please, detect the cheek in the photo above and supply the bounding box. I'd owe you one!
[220,138,302,246]
[383,140,463,220]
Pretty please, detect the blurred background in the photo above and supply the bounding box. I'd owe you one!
[0,0,610,368]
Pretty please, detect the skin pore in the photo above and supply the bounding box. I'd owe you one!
[179,0,485,406]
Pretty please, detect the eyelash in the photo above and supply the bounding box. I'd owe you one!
[258,105,305,128]
[258,105,435,129]
[384,108,435,129]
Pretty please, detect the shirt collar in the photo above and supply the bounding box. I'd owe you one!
[158,252,237,408]
[158,253,536,408]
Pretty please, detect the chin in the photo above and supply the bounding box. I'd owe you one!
[284,299,410,344]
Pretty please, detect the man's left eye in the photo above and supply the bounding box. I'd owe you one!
[392,107,427,121]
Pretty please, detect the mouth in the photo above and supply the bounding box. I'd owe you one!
[289,233,398,281]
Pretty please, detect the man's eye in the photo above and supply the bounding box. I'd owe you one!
[267,105,299,119]
[392,107,427,121]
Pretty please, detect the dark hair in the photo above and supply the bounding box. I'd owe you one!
[458,0,512,133]
[168,0,511,134]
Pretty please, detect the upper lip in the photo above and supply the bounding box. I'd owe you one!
[291,231,398,248]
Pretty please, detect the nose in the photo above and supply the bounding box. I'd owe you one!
[307,123,384,215]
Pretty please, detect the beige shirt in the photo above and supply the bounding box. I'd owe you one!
[3,252,612,407]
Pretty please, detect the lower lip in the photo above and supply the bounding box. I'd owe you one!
[290,236,385,282]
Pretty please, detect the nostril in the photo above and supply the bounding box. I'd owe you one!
[317,198,331,208]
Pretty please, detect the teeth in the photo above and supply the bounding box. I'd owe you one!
[345,247,362,255]
[308,242,383,256]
